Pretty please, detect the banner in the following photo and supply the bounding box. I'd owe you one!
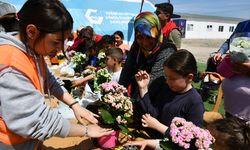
[4,0,155,43]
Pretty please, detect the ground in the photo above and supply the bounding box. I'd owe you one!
[181,38,226,62]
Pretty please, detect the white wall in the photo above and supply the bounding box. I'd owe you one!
[185,21,237,39]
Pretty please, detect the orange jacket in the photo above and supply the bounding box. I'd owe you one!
[162,20,178,38]
[0,45,44,145]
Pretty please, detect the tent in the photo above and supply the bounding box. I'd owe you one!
[3,0,156,43]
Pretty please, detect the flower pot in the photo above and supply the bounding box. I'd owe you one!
[97,130,119,148]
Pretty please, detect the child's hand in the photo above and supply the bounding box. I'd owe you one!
[142,114,169,134]
[135,70,150,89]
[85,65,97,70]
[141,114,160,130]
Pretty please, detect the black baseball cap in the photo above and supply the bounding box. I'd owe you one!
[155,3,173,15]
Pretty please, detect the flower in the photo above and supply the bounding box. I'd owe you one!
[97,52,106,68]
[160,117,215,150]
[98,81,133,134]
[93,68,112,92]
[71,52,88,73]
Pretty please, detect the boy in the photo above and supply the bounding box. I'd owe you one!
[71,47,123,86]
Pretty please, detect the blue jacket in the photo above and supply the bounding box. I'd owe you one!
[219,20,250,54]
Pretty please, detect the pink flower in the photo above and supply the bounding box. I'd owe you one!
[169,117,215,150]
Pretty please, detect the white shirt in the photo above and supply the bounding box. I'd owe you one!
[110,68,122,83]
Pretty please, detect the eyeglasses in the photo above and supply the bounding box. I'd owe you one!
[154,10,161,16]
[154,10,168,16]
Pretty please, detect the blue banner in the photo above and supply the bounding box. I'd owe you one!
[3,0,156,43]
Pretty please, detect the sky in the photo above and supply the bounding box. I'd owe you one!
[149,0,250,19]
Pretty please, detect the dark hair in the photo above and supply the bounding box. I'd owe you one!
[208,117,250,150]
[0,13,19,32]
[163,49,197,77]
[85,40,96,52]
[155,3,173,15]
[113,30,124,40]
[18,0,73,45]
[97,34,115,50]
[79,26,94,40]
[105,47,123,63]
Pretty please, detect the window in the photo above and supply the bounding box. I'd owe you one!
[229,26,234,32]
[206,25,213,31]
[218,26,224,32]
[187,24,193,31]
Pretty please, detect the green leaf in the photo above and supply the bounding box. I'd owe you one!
[99,108,115,124]
[118,124,129,134]
[160,140,180,150]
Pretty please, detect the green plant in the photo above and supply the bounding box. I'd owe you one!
[98,81,133,134]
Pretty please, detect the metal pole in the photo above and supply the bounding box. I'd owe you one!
[140,0,144,13]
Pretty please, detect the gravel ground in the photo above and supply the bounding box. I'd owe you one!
[181,39,226,63]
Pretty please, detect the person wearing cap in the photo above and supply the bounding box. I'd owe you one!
[119,11,176,100]
[0,1,19,35]
[155,2,181,49]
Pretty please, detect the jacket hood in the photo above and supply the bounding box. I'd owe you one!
[0,32,27,54]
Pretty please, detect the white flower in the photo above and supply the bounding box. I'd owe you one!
[98,52,106,59]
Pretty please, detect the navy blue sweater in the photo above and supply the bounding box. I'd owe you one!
[139,76,205,138]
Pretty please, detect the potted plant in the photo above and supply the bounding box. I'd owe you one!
[96,81,133,148]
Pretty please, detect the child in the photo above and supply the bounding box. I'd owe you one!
[72,47,123,87]
[207,117,250,150]
[105,47,123,82]
[135,49,205,138]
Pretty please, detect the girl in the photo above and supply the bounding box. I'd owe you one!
[135,49,205,138]
[208,117,250,150]
[0,0,112,149]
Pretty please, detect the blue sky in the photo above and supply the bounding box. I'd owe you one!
[149,0,250,19]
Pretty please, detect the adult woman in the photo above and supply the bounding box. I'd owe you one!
[0,0,112,149]
[113,30,130,54]
[119,12,176,99]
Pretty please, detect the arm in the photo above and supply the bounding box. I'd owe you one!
[218,39,230,55]
[0,68,71,140]
[71,74,95,87]
[119,42,137,88]
[0,68,111,139]
[141,114,168,134]
[135,70,158,116]
[68,123,113,138]
[169,29,181,49]
[46,68,98,124]
[186,100,205,127]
